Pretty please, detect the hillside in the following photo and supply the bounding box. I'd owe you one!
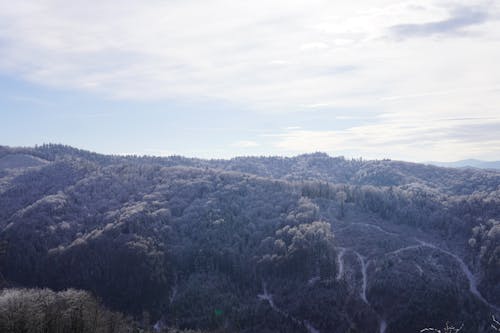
[0,144,499,333]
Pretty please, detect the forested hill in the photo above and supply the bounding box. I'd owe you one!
[2,144,500,194]
[0,144,499,333]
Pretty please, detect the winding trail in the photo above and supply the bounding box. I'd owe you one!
[415,239,500,313]
[379,319,387,333]
[387,239,500,313]
[344,248,387,331]
[414,263,424,275]
[336,247,347,280]
[335,248,370,305]
[304,321,320,333]
[386,244,424,256]
[334,223,396,331]
[350,223,399,237]
[154,280,179,332]
[169,284,178,305]
[308,262,321,286]
[308,276,320,286]
[335,222,399,237]
[153,321,163,332]
[332,220,500,331]
[353,251,369,304]
[258,282,321,333]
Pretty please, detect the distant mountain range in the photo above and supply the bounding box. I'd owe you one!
[428,159,500,170]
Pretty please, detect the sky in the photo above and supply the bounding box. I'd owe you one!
[1,0,500,161]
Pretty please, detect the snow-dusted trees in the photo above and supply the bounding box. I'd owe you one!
[258,221,336,279]
[469,219,500,304]
[1,144,500,332]
[0,288,134,333]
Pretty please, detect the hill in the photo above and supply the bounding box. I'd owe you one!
[429,159,500,170]
[0,144,499,333]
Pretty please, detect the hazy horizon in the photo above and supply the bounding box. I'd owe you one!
[4,143,500,168]
[1,1,500,161]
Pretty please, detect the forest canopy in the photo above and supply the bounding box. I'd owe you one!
[0,144,499,333]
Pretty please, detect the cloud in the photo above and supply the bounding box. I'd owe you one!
[231,140,260,148]
[390,5,490,38]
[0,0,498,111]
[300,42,329,50]
[380,85,500,102]
[269,117,500,161]
[1,0,500,159]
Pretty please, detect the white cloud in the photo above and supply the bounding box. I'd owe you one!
[1,0,498,107]
[0,0,499,158]
[231,140,260,148]
[270,116,500,161]
[300,42,329,50]
[268,60,295,66]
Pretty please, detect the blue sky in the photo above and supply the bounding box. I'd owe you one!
[1,0,500,161]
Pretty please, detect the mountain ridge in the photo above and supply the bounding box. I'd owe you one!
[428,159,500,170]
[0,143,499,332]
